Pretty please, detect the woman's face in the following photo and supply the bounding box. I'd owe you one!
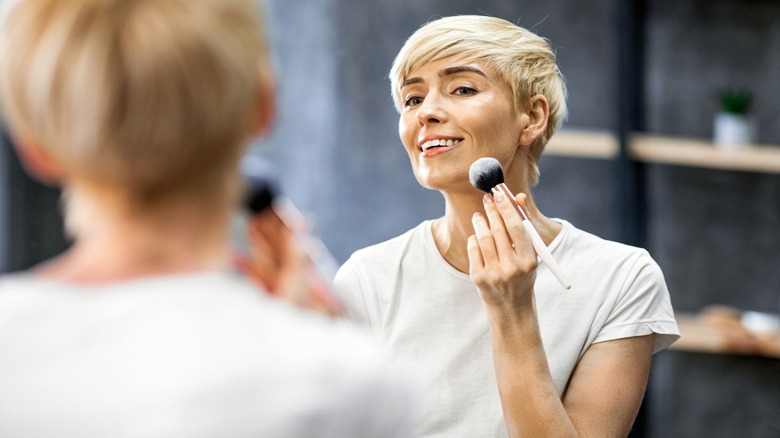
[398,56,525,193]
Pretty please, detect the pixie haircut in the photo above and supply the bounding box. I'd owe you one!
[0,0,269,207]
[390,15,568,186]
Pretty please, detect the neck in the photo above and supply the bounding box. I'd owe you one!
[432,182,560,274]
[36,187,233,284]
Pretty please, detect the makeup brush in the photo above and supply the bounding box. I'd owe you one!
[469,157,571,289]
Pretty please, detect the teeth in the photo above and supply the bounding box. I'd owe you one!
[422,138,461,150]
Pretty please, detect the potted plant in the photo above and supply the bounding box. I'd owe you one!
[713,89,755,149]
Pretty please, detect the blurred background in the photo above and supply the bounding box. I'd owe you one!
[1,0,778,437]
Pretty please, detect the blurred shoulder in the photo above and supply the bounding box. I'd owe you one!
[344,220,431,268]
[561,220,656,263]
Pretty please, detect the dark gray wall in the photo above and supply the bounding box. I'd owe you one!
[648,350,780,438]
[645,0,780,144]
[646,165,780,314]
[0,129,69,273]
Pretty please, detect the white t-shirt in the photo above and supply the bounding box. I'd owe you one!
[334,219,679,438]
[0,272,414,438]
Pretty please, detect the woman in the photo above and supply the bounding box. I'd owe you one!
[334,15,679,437]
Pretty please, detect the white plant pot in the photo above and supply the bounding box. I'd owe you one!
[713,112,756,149]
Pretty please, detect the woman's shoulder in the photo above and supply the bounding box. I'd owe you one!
[0,271,53,303]
[0,272,414,437]
[561,220,653,261]
[0,270,404,388]
[346,220,432,266]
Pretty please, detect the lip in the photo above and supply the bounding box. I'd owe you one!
[421,145,460,158]
[417,135,464,157]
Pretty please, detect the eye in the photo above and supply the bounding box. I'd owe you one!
[404,96,424,108]
[454,86,477,96]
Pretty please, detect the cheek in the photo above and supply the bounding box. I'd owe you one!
[398,115,417,153]
[479,108,522,146]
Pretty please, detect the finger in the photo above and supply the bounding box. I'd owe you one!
[246,210,304,293]
[239,250,278,292]
[251,207,286,227]
[512,193,536,254]
[471,210,498,264]
[247,220,283,274]
[307,276,346,317]
[248,223,282,267]
[251,211,304,269]
[232,251,274,293]
[514,192,530,217]
[273,255,310,305]
[250,210,289,250]
[484,189,515,256]
[248,221,277,256]
[492,187,531,255]
[467,234,484,275]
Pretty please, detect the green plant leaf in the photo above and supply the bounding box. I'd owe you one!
[719,90,752,114]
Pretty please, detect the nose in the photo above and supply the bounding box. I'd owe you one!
[416,92,447,126]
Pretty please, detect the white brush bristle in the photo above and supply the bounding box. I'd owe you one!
[469,157,504,193]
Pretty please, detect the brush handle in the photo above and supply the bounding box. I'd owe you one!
[522,219,571,290]
[495,183,571,289]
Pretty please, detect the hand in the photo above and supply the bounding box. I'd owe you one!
[234,208,343,317]
[467,191,537,315]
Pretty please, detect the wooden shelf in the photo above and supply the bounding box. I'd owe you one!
[546,131,780,174]
[629,134,780,174]
[671,312,780,359]
[545,130,619,159]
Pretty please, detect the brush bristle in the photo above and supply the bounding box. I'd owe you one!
[469,157,504,193]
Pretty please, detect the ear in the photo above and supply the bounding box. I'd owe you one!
[13,138,65,185]
[518,94,549,146]
[251,72,277,138]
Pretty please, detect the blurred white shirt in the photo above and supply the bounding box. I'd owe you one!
[0,272,414,438]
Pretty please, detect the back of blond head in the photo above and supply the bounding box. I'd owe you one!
[390,15,567,185]
[0,0,269,208]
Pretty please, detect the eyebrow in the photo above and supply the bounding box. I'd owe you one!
[441,65,487,77]
[401,65,487,88]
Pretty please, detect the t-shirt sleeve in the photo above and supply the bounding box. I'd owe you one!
[593,251,680,353]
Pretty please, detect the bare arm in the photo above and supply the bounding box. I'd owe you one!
[469,191,655,437]
[563,335,654,437]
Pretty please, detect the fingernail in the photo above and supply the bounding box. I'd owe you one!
[483,193,493,204]
[492,188,505,203]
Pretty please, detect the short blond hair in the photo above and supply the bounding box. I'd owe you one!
[0,0,270,208]
[390,15,567,185]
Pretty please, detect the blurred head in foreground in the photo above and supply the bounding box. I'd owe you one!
[0,0,275,239]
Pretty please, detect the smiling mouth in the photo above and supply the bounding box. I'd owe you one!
[420,138,463,152]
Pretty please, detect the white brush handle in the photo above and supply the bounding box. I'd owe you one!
[495,183,571,289]
[522,219,571,289]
